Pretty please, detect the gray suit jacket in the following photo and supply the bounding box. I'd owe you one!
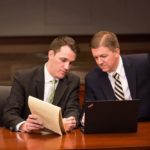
[3,65,80,131]
[85,53,150,121]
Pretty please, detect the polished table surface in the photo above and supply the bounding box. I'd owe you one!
[0,122,150,150]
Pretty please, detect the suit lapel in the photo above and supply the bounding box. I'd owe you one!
[53,78,68,105]
[122,56,137,99]
[35,66,45,100]
[99,72,116,99]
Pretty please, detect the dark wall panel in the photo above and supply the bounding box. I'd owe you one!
[0,0,150,36]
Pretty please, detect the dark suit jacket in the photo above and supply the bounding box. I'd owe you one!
[3,65,80,131]
[85,53,150,121]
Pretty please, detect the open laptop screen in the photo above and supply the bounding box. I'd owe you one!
[80,100,140,133]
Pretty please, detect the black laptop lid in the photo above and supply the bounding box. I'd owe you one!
[81,100,140,133]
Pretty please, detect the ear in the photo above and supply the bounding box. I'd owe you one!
[48,50,54,58]
[115,48,120,54]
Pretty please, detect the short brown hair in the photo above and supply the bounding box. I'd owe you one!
[90,31,120,51]
[49,36,80,55]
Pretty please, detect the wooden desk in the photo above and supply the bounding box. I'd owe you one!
[0,122,150,149]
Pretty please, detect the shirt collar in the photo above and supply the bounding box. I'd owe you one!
[44,63,55,83]
[115,56,124,75]
[108,56,124,77]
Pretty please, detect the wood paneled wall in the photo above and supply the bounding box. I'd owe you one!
[0,35,150,86]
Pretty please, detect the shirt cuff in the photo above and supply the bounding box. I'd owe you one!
[16,121,26,131]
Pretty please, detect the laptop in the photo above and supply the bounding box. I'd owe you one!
[80,100,140,133]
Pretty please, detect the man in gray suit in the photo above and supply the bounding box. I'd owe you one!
[3,36,81,133]
[84,31,150,121]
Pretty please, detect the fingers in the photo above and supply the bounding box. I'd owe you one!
[20,114,44,133]
[20,115,77,133]
[63,116,77,132]
[27,114,43,125]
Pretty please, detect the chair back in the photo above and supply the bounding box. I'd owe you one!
[0,86,11,126]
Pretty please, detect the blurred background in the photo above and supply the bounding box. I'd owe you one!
[0,0,150,85]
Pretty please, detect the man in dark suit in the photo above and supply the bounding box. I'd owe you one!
[84,31,150,121]
[3,36,81,133]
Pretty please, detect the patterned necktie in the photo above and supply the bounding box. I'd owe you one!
[113,72,125,100]
[48,79,57,103]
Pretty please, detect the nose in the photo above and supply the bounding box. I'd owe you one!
[64,62,70,70]
[97,57,103,65]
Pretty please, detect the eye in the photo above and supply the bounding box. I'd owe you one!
[69,61,75,66]
[59,57,75,66]
[94,56,98,60]
[101,54,107,58]
[60,57,67,62]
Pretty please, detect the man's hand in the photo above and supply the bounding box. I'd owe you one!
[20,114,44,133]
[63,116,76,132]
